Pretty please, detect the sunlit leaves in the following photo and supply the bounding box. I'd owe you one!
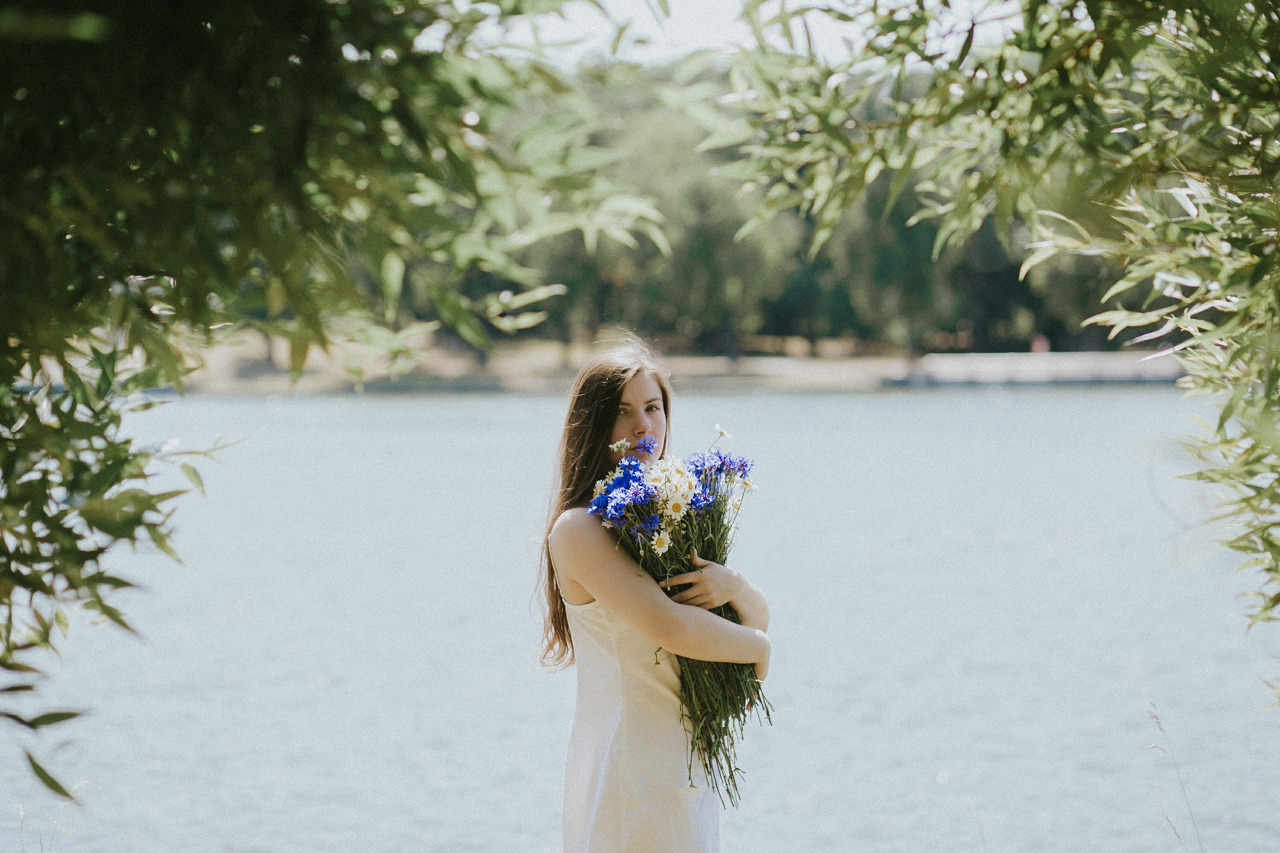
[0,348,201,795]
[724,0,1280,643]
[1,0,671,796]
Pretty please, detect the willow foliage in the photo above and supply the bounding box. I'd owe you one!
[1,0,663,796]
[719,1,1280,663]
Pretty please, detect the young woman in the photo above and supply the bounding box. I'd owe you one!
[540,340,771,853]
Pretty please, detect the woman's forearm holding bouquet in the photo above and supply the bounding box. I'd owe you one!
[549,508,771,672]
[660,553,771,677]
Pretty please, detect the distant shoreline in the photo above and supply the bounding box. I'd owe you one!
[180,337,1184,396]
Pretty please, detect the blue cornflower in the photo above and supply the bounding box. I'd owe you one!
[628,481,659,507]
[603,480,657,522]
[605,490,635,522]
[700,448,752,479]
[635,435,657,455]
[686,451,712,478]
[727,453,753,477]
[617,455,644,484]
[690,490,716,513]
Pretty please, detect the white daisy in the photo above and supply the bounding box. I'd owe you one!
[651,529,671,555]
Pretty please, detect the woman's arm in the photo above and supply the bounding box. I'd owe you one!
[660,549,770,633]
[549,508,770,676]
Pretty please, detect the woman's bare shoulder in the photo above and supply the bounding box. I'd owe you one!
[549,507,623,603]
[549,506,609,548]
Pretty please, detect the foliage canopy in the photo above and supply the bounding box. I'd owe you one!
[0,0,664,795]
[721,0,1280,654]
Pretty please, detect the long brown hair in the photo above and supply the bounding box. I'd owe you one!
[539,339,673,667]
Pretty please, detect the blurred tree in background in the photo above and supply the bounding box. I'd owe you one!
[718,0,1280,674]
[512,62,792,353]
[486,57,1119,355]
[0,0,664,794]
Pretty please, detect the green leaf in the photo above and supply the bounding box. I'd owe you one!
[147,525,182,562]
[0,660,41,674]
[180,463,205,496]
[696,119,756,154]
[88,574,137,590]
[879,143,918,224]
[488,284,567,314]
[955,21,975,67]
[1,712,33,728]
[610,20,629,56]
[380,252,406,324]
[28,710,83,728]
[1019,242,1062,279]
[288,336,310,376]
[0,9,110,42]
[26,751,74,800]
[61,366,93,407]
[83,599,136,633]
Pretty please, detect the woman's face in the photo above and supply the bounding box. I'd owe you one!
[609,371,666,462]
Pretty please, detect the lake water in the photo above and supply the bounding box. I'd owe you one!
[2,386,1279,852]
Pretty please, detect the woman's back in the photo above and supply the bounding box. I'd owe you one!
[562,599,718,853]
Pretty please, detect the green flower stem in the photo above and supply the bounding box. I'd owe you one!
[613,488,769,808]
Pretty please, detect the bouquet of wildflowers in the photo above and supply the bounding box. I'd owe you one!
[587,431,771,807]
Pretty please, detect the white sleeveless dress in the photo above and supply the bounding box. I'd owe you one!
[562,599,719,853]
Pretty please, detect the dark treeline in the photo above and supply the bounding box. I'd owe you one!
[458,62,1125,357]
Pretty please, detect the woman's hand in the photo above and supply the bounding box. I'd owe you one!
[659,549,745,610]
[662,550,770,679]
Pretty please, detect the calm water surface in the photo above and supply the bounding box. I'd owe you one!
[2,387,1278,852]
